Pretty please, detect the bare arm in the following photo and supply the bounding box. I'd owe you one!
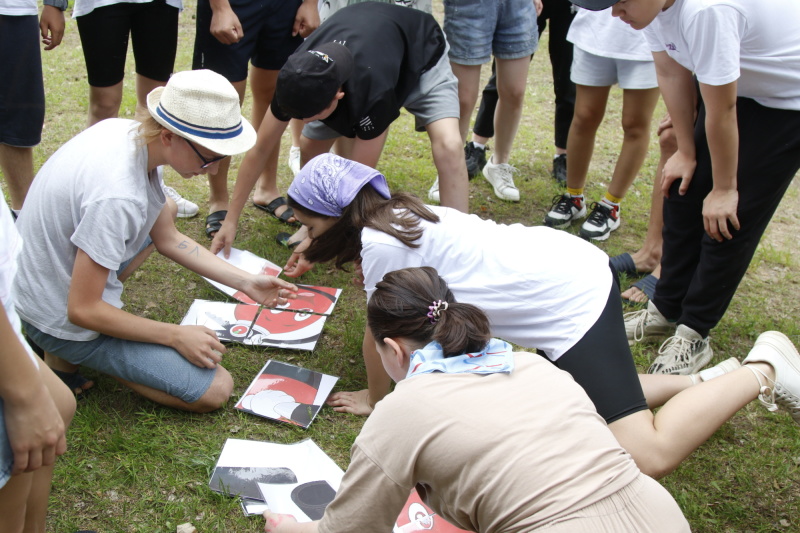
[652,51,698,198]
[698,81,740,241]
[150,204,299,303]
[211,108,289,256]
[39,5,65,50]
[0,306,67,474]
[208,0,243,44]
[293,0,320,38]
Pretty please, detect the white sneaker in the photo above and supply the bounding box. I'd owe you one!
[624,300,676,346]
[648,324,713,375]
[689,357,741,385]
[544,194,586,228]
[288,145,301,176]
[427,177,440,203]
[163,185,199,218]
[482,157,520,202]
[742,331,800,424]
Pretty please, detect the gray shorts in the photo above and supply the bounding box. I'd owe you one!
[303,43,459,140]
[23,322,216,404]
[571,46,657,90]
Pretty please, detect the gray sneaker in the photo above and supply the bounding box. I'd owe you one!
[624,300,676,346]
[648,324,713,375]
[482,157,520,202]
[742,331,800,425]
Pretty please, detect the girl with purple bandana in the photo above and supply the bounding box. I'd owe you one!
[281,152,800,482]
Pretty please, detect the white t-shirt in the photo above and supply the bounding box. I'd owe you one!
[72,0,182,18]
[0,0,37,16]
[643,0,800,110]
[0,202,38,368]
[360,206,612,360]
[15,119,166,341]
[568,7,653,62]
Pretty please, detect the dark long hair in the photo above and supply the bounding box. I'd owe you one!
[287,187,439,270]
[367,267,492,358]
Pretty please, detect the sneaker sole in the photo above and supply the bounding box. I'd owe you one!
[580,217,621,241]
[544,207,587,229]
[176,212,198,218]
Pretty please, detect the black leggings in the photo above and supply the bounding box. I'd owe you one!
[552,268,648,423]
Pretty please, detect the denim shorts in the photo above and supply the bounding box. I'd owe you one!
[302,44,460,139]
[571,46,658,90]
[23,321,216,404]
[443,0,538,65]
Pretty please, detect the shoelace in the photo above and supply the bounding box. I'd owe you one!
[746,365,800,417]
[624,308,649,342]
[492,164,517,189]
[657,334,699,363]
[550,195,579,215]
[163,186,181,202]
[585,202,614,227]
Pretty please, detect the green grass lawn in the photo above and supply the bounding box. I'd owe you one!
[2,1,799,531]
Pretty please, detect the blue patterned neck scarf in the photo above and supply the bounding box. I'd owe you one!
[406,338,515,378]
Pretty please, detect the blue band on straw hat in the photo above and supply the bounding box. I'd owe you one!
[155,104,244,140]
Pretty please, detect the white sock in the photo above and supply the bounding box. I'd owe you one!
[473,141,486,150]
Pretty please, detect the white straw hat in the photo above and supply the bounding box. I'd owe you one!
[147,70,257,156]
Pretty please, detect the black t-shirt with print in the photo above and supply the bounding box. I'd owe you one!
[272,2,446,140]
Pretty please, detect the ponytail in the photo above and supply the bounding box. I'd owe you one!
[367,267,491,357]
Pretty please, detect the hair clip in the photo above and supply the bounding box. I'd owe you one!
[427,300,449,324]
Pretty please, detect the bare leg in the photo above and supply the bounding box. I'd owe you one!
[426,117,469,212]
[290,119,303,147]
[249,67,293,221]
[0,145,34,210]
[87,82,124,126]
[450,63,483,142]
[207,79,247,216]
[611,364,772,479]
[113,365,233,413]
[134,74,166,117]
[565,85,611,190]
[0,363,75,533]
[625,115,676,274]
[492,57,530,164]
[345,133,389,169]
[606,87,660,200]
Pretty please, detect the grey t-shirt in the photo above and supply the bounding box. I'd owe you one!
[15,119,165,341]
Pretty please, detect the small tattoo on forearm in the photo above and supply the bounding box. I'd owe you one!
[177,240,200,257]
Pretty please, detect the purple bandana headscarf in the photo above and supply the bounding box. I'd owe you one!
[288,153,391,217]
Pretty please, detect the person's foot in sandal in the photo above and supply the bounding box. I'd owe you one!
[622,265,661,304]
[253,196,300,226]
[48,356,95,397]
[205,210,227,238]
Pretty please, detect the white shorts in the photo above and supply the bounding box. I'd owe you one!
[571,46,657,90]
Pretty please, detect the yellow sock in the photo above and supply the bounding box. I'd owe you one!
[604,191,623,205]
[567,187,584,197]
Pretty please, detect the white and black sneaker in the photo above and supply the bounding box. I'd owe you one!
[648,324,713,375]
[465,142,487,179]
[579,202,620,241]
[544,194,586,228]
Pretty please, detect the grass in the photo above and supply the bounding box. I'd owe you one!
[2,1,799,531]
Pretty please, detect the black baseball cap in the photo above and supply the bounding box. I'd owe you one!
[275,42,354,119]
[570,0,619,11]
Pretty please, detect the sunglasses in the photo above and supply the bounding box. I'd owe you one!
[183,137,226,169]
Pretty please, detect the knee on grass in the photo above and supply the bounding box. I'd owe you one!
[189,368,233,413]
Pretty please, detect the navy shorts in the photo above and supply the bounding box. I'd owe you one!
[192,0,303,82]
[0,14,44,147]
[76,0,179,87]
